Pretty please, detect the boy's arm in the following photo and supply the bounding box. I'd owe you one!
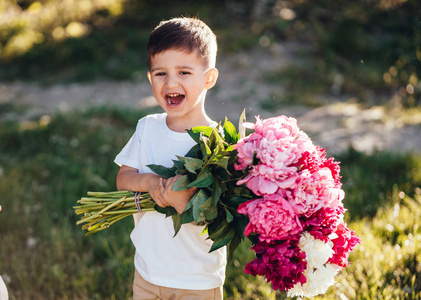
[116,165,167,208]
[116,165,195,214]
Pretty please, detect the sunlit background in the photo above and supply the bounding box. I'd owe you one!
[0,0,420,299]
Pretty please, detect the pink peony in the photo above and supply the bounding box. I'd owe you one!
[257,129,298,169]
[234,116,344,201]
[250,116,314,173]
[293,146,325,173]
[328,222,361,267]
[321,156,342,186]
[280,168,344,216]
[244,239,307,291]
[237,194,302,242]
[301,206,345,242]
[237,174,279,195]
[236,164,298,196]
[234,133,262,170]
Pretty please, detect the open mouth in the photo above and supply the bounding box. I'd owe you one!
[165,93,185,106]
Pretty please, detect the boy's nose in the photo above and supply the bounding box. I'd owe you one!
[165,75,179,88]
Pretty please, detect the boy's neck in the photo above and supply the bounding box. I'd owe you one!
[166,113,213,133]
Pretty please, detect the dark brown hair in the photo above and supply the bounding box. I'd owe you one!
[147,17,217,69]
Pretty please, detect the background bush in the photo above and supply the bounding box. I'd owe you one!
[0,0,420,106]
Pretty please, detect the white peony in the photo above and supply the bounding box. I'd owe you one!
[298,232,334,268]
[287,263,341,298]
[287,232,341,298]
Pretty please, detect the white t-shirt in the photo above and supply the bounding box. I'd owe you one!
[114,113,227,290]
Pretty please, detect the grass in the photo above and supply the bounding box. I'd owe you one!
[0,104,420,299]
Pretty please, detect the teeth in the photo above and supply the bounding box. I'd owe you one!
[166,93,183,104]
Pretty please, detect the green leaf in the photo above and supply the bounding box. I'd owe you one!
[210,228,235,252]
[191,189,208,207]
[147,164,176,178]
[200,136,212,159]
[226,232,242,264]
[183,189,201,213]
[187,128,201,143]
[209,156,229,170]
[208,221,229,240]
[187,168,213,188]
[226,196,250,207]
[223,118,237,144]
[181,156,204,174]
[189,126,213,141]
[155,205,177,217]
[180,207,194,224]
[191,190,209,223]
[172,213,182,237]
[172,175,190,191]
[201,227,208,236]
[211,127,223,143]
[211,178,223,206]
[172,160,185,171]
[183,194,194,212]
[225,209,234,223]
[214,167,230,182]
[207,143,221,164]
[199,198,219,221]
[238,109,246,139]
[208,128,223,151]
[234,215,249,240]
[226,144,235,152]
[203,206,219,221]
[185,144,201,158]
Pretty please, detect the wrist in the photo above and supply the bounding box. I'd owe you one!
[146,173,162,191]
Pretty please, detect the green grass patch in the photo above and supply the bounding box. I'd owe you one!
[0,106,420,299]
[337,147,421,220]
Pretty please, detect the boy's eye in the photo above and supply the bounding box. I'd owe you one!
[155,72,166,76]
[180,71,191,75]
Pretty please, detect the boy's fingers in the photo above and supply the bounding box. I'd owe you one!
[159,178,164,192]
[156,178,167,207]
[166,176,177,185]
[155,196,167,207]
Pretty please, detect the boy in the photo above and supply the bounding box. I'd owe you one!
[114,17,226,300]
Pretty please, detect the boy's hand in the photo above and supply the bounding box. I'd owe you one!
[146,175,168,208]
[158,175,197,214]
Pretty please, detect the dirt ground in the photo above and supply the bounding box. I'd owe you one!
[1,42,420,155]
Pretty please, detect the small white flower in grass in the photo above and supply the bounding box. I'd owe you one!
[27,237,39,248]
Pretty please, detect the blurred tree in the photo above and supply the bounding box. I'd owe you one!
[0,0,255,82]
[0,0,419,108]
[246,0,420,106]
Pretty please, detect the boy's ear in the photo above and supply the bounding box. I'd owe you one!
[204,68,218,90]
[147,72,152,84]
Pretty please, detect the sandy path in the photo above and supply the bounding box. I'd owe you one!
[1,42,420,155]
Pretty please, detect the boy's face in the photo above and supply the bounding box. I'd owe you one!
[147,49,217,127]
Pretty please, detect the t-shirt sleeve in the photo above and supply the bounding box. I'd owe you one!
[114,119,143,169]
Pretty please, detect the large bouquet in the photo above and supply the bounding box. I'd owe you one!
[74,112,360,297]
[233,116,360,297]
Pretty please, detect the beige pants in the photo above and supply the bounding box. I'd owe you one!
[133,270,223,300]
